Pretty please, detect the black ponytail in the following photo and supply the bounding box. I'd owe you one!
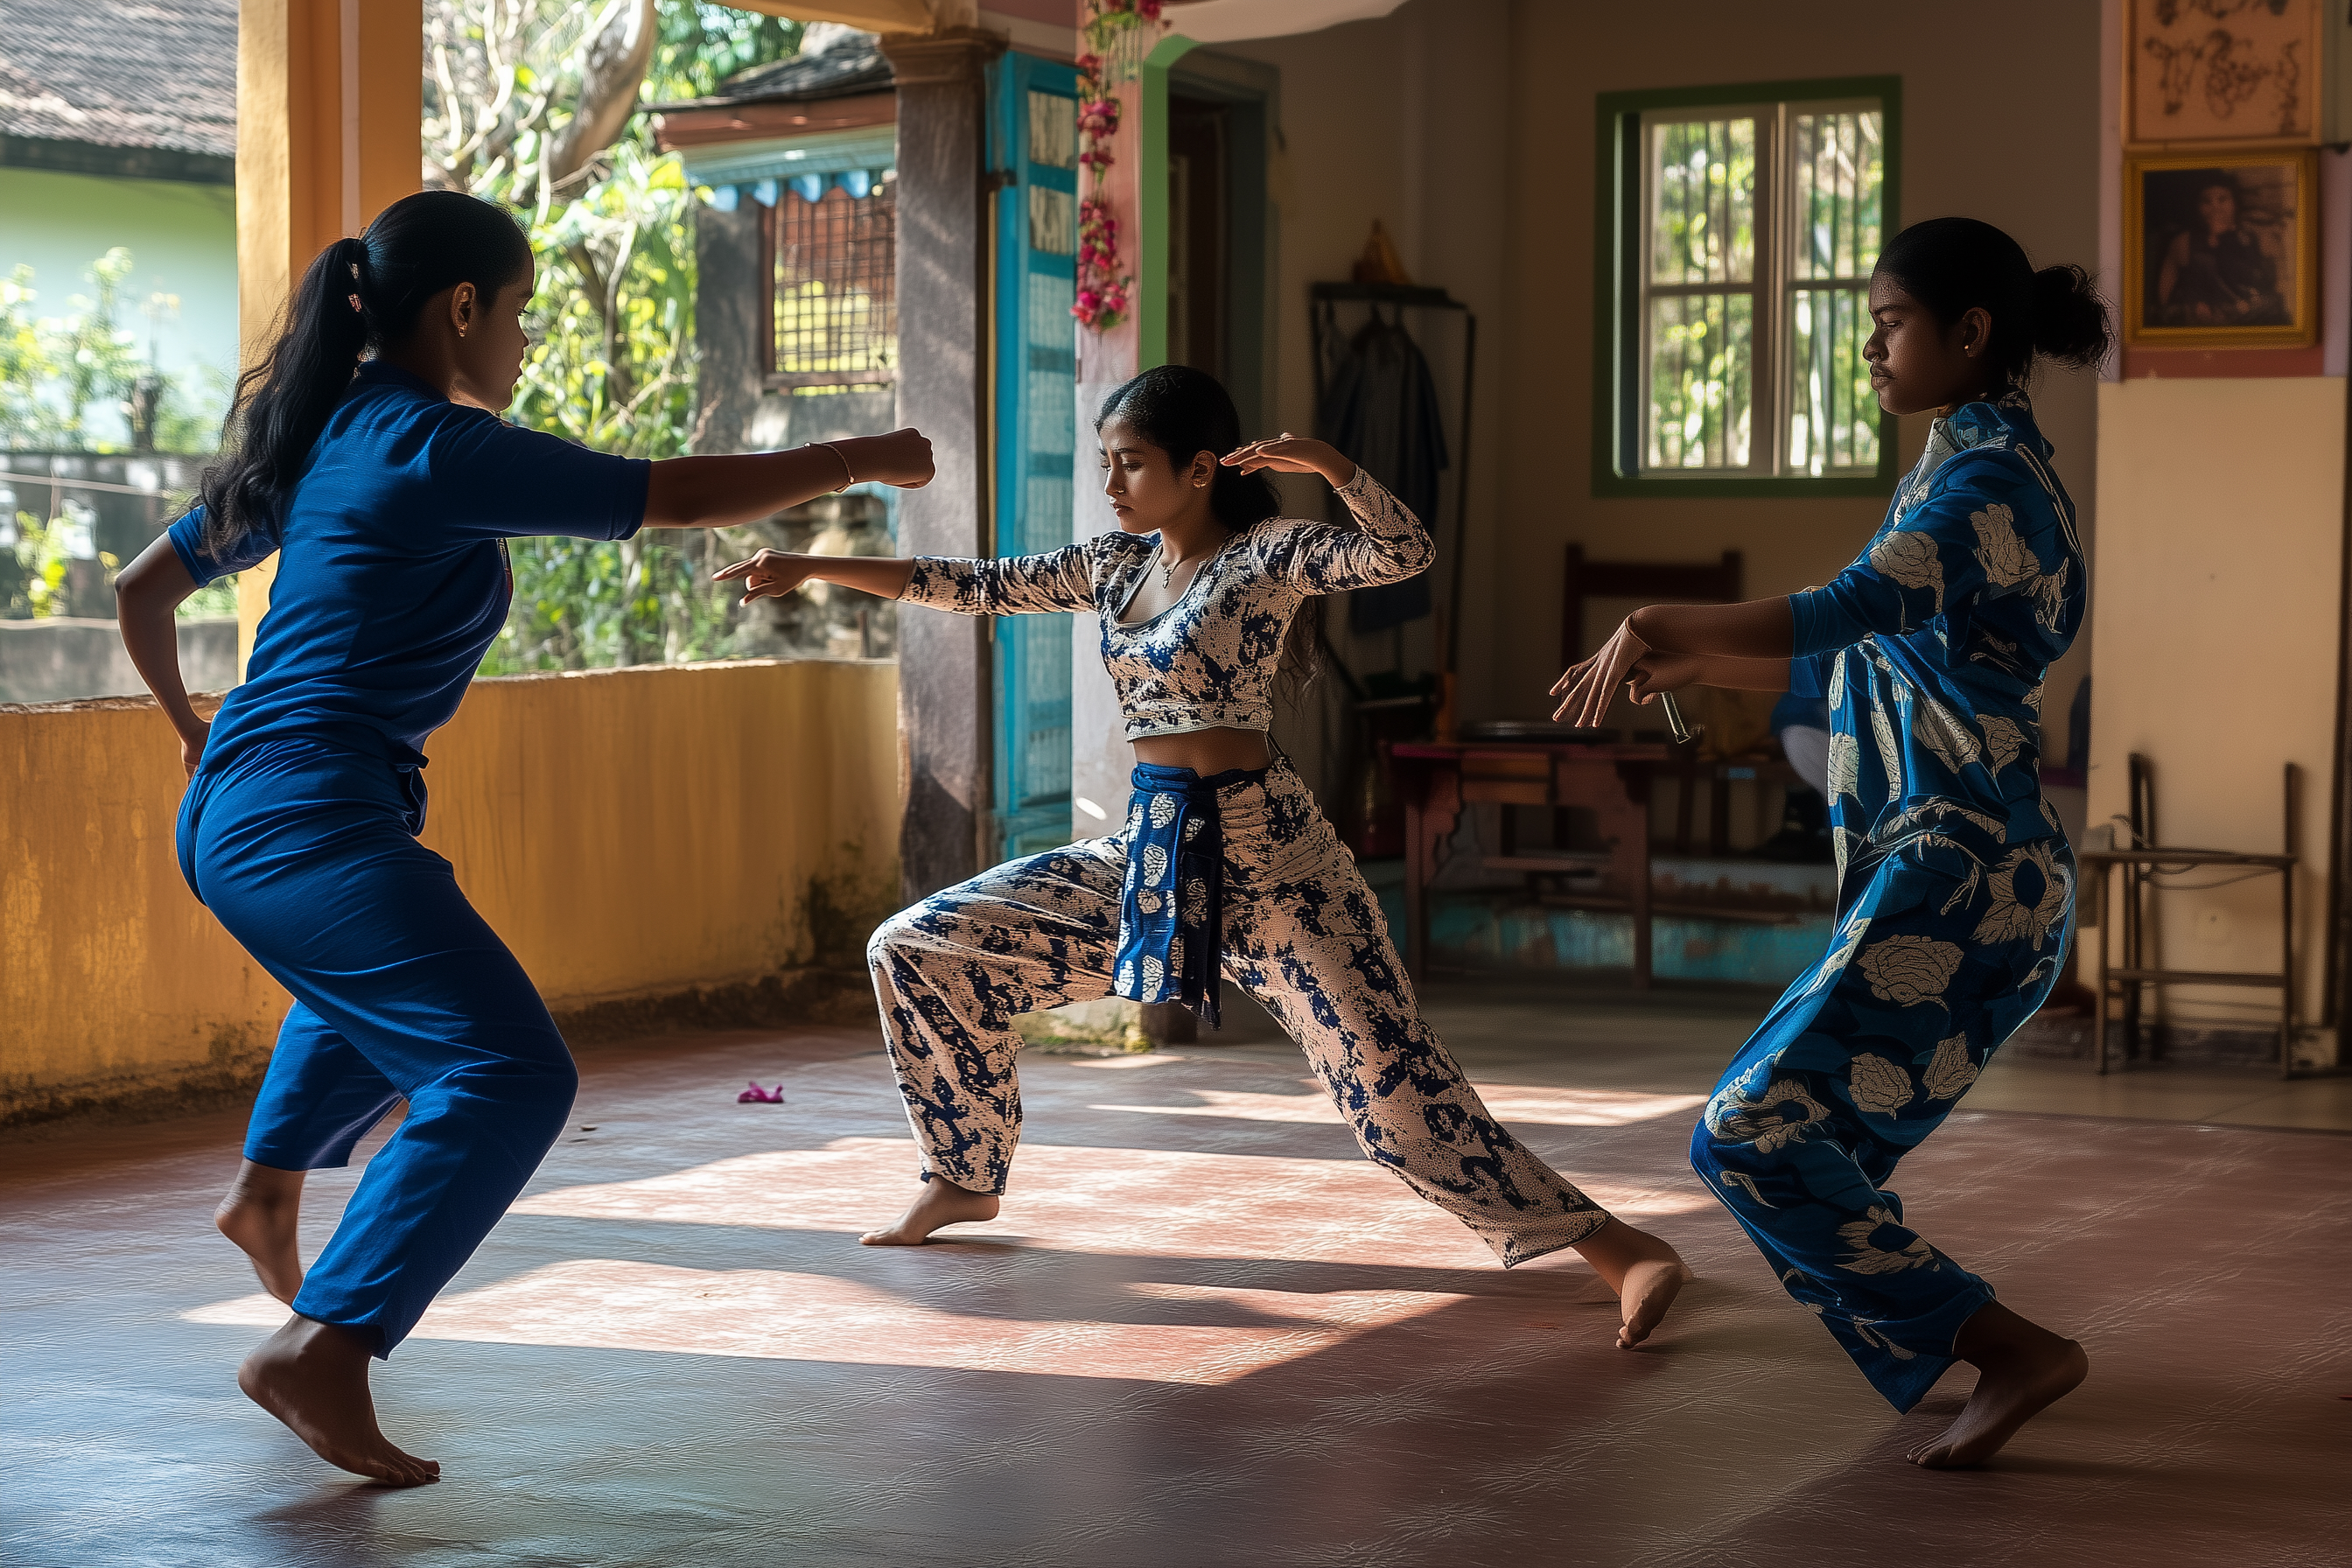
[197,190,533,559]
[1096,365,1327,692]
[1874,216,2112,389]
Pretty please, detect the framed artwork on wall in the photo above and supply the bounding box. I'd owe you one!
[2122,148,2319,349]
[2124,0,2325,147]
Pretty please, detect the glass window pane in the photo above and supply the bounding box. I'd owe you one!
[1027,89,1077,169]
[1789,109,1883,282]
[1646,292,1753,470]
[1649,117,1755,285]
[1788,287,1879,475]
[1028,186,1075,256]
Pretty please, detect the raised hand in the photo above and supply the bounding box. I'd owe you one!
[712,550,820,606]
[838,428,935,489]
[1221,433,1356,488]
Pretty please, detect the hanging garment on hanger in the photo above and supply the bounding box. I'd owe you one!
[1315,302,1449,634]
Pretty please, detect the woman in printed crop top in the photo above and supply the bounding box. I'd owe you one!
[718,365,1694,1348]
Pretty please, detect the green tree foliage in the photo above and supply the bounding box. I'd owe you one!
[0,252,225,453]
[424,0,801,674]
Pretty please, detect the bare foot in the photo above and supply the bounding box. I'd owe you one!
[1908,1300,2088,1468]
[238,1316,439,1486]
[1572,1217,1693,1348]
[215,1159,306,1305]
[859,1177,1001,1245]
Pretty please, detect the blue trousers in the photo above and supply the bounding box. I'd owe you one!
[178,738,576,1357]
[1691,830,2071,1411]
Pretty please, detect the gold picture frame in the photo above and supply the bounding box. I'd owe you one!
[2124,0,2324,148]
[2122,148,2318,350]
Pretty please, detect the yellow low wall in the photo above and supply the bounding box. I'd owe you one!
[1,659,901,1123]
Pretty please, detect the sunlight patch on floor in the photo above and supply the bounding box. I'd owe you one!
[500,1137,1712,1241]
[1089,1084,1709,1129]
[179,1259,1474,1383]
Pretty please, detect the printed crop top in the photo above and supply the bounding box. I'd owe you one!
[900,466,1430,739]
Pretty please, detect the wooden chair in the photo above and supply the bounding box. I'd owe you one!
[1560,544,1743,854]
[1560,544,1744,673]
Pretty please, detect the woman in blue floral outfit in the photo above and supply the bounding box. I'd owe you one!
[1557,217,2110,1466]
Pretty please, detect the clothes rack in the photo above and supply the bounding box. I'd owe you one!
[1307,282,1476,741]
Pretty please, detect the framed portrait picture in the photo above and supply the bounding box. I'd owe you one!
[2124,0,2324,147]
[2123,149,2318,349]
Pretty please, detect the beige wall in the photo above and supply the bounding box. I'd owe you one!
[1230,0,2104,748]
[1497,0,2104,734]
[2088,377,2346,1056]
[0,660,901,1123]
[1222,0,1511,789]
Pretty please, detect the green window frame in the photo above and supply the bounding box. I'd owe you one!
[1592,75,1902,499]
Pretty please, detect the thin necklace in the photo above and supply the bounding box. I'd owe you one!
[1158,534,1223,588]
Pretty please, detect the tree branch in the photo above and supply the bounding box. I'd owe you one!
[545,0,658,188]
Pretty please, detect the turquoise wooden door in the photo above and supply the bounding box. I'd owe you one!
[988,54,1081,861]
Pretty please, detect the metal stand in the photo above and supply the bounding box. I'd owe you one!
[1306,282,1476,741]
[2079,757,2307,1078]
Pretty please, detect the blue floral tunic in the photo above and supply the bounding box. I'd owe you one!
[1691,392,2084,1410]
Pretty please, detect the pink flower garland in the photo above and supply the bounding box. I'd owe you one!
[1071,1,1166,332]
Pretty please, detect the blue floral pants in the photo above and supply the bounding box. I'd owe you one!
[867,760,1611,1264]
[1692,828,2073,1410]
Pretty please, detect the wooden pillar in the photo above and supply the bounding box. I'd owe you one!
[879,26,1007,904]
[233,0,422,676]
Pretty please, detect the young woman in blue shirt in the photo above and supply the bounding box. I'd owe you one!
[1554,217,2108,1468]
[113,190,933,1485]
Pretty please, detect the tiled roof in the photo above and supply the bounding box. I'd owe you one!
[0,0,236,161]
[649,29,891,112]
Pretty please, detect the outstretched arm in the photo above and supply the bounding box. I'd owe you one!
[640,428,934,530]
[717,542,1102,616]
[716,551,917,605]
[1552,598,1795,726]
[114,536,211,776]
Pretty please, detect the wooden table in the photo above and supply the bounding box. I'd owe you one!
[2077,846,2299,1077]
[1389,741,1673,986]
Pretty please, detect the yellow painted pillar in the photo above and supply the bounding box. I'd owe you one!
[234,0,423,676]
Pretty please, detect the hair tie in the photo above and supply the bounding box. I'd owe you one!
[346,293,363,314]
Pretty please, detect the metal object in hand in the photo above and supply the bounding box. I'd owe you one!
[1657,690,1702,746]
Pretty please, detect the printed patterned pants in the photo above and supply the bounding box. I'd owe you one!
[867,760,1611,1264]
[1691,829,2073,1410]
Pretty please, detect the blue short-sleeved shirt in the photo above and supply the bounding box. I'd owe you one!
[171,361,649,772]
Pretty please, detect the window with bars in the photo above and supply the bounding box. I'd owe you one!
[768,176,897,392]
[1596,78,1900,496]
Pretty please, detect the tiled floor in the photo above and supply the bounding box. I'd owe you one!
[1213,981,2352,1132]
[4,984,2347,1567]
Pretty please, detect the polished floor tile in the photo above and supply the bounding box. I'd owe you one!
[4,992,2347,1567]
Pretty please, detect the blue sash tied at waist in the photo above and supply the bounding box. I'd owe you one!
[1113,760,1254,1028]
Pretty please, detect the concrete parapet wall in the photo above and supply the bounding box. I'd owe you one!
[0,617,239,704]
[0,658,902,1125]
